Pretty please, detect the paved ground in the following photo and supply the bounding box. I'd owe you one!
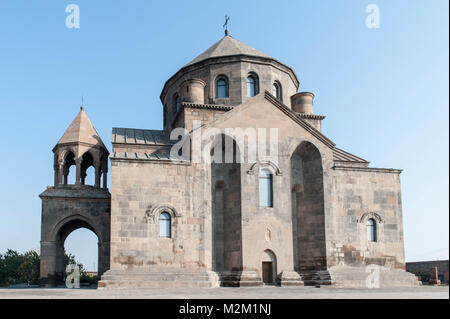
[0,286,448,299]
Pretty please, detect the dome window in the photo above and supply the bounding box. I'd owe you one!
[272,81,282,101]
[246,74,258,97]
[216,76,228,98]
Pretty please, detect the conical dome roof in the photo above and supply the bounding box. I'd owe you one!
[55,107,107,151]
[185,35,272,66]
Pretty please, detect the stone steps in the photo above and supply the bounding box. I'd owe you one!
[299,270,333,286]
[98,268,219,289]
[328,265,422,287]
[99,280,213,289]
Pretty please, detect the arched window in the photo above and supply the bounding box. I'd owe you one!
[159,212,171,238]
[216,77,228,98]
[174,94,180,113]
[367,218,377,242]
[272,81,282,101]
[246,75,257,97]
[259,169,273,207]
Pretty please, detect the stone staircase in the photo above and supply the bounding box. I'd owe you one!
[299,270,333,286]
[218,270,263,287]
[328,265,422,287]
[98,268,220,289]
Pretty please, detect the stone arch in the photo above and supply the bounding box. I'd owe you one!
[51,214,102,243]
[247,161,282,176]
[40,198,111,287]
[62,150,76,185]
[144,204,181,224]
[290,141,327,272]
[357,212,384,224]
[210,134,243,282]
[40,212,110,287]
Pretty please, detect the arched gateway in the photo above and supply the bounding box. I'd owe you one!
[39,107,111,286]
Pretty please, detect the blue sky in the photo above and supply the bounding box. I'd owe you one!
[0,0,448,270]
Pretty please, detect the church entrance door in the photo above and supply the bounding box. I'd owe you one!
[262,262,273,284]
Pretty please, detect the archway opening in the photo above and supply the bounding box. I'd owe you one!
[65,228,98,279]
[290,142,327,272]
[84,166,95,186]
[63,151,76,185]
[53,218,105,287]
[211,134,243,277]
[80,152,95,186]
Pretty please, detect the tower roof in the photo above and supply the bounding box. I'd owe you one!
[185,35,272,67]
[54,107,107,151]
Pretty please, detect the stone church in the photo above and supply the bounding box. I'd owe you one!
[39,33,420,288]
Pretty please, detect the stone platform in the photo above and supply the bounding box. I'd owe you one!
[328,265,422,287]
[98,268,221,289]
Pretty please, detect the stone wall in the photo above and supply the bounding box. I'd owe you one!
[406,260,449,283]
[110,159,212,270]
[327,167,406,269]
[39,185,111,286]
[108,92,412,286]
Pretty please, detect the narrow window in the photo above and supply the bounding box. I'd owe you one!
[272,82,282,100]
[259,169,273,207]
[176,95,181,113]
[367,218,377,242]
[216,78,228,98]
[247,75,256,97]
[159,212,171,237]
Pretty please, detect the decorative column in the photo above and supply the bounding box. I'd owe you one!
[102,167,108,189]
[75,158,82,185]
[94,164,101,188]
[55,161,64,186]
[63,167,69,185]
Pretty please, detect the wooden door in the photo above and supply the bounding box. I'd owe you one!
[262,262,273,284]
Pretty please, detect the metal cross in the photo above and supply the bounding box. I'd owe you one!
[223,15,230,35]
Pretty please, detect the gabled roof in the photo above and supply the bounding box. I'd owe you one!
[185,35,271,67]
[55,107,107,151]
[190,91,336,149]
[332,147,369,164]
[263,92,336,149]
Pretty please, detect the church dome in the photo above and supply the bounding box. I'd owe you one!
[160,34,300,129]
[185,35,272,67]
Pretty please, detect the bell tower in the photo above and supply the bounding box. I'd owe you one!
[39,106,111,286]
[53,106,109,188]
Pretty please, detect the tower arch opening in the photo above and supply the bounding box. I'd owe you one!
[64,227,99,280]
[80,151,95,186]
[63,151,76,185]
